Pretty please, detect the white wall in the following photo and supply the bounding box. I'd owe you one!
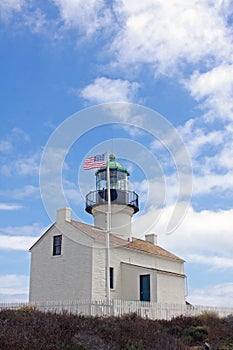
[93,204,134,240]
[29,225,93,302]
[120,262,185,304]
[92,243,185,303]
[157,271,185,304]
[30,207,185,304]
[91,242,106,300]
[121,262,157,301]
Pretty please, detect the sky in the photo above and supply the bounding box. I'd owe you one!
[0,0,233,307]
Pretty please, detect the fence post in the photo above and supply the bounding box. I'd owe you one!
[111,299,114,316]
[1,300,233,320]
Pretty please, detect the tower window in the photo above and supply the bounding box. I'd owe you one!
[53,235,62,256]
[110,267,114,289]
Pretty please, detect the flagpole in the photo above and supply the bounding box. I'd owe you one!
[106,151,111,302]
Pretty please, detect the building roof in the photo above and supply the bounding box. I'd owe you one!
[126,238,184,261]
[95,154,130,176]
[29,218,183,262]
[70,220,184,262]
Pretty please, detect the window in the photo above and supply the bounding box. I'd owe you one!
[53,235,62,256]
[110,267,114,289]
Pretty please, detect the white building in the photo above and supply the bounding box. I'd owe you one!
[29,155,186,304]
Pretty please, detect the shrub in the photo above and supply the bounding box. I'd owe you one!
[19,305,37,313]
[198,310,219,322]
[0,309,233,349]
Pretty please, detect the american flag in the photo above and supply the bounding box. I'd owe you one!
[83,153,106,170]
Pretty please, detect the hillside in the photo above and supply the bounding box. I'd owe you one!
[0,308,233,349]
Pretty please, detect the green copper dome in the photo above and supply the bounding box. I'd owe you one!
[95,154,130,176]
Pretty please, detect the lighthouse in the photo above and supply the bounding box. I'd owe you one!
[85,154,139,240]
[29,153,186,305]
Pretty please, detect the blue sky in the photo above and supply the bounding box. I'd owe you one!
[0,0,233,306]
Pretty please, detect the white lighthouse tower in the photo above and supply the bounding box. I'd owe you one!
[29,153,186,305]
[85,154,139,241]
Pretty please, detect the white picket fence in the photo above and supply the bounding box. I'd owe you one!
[0,299,233,320]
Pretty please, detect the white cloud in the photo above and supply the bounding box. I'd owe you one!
[0,140,12,153]
[0,274,28,297]
[0,153,40,176]
[0,203,23,210]
[53,0,111,36]
[188,254,233,269]
[22,8,46,34]
[79,77,139,103]
[15,154,40,176]
[193,171,233,196]
[188,282,233,307]
[0,129,30,158]
[111,1,232,74]
[0,235,39,250]
[177,117,233,196]
[0,186,39,205]
[0,1,47,35]
[187,65,233,99]
[63,179,83,205]
[133,206,233,259]
[11,127,30,142]
[0,223,45,250]
[10,185,39,199]
[40,146,68,177]
[2,1,232,83]
[133,174,191,212]
[179,119,224,159]
[107,1,233,125]
[184,65,233,120]
[39,146,71,215]
[0,0,25,20]
[0,223,44,236]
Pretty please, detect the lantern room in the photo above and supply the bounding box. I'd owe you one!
[96,158,128,191]
[85,154,139,239]
[86,154,139,214]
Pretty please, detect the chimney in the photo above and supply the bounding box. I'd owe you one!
[56,208,71,223]
[145,233,157,245]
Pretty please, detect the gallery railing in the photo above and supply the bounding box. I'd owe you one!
[85,189,139,214]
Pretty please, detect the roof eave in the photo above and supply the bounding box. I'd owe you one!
[28,224,55,251]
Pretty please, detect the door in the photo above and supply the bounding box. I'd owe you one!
[140,274,150,302]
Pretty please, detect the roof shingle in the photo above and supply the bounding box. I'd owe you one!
[70,220,183,261]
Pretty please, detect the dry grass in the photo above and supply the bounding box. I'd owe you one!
[0,309,232,349]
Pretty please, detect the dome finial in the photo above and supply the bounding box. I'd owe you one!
[109,153,115,161]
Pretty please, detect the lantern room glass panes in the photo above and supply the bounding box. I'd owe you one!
[96,169,128,191]
[96,171,106,190]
